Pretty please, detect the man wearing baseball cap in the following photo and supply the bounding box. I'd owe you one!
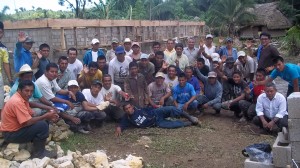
[138,53,155,84]
[123,38,133,56]
[218,37,238,61]
[236,51,255,82]
[199,34,216,68]
[83,38,105,66]
[106,37,119,62]
[130,42,142,62]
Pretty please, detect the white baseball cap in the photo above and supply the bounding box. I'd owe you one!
[68,80,79,87]
[155,72,165,78]
[206,34,213,39]
[237,51,246,58]
[124,38,131,43]
[211,53,221,62]
[140,53,149,59]
[91,38,100,45]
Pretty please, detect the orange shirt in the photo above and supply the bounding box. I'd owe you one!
[0,92,33,132]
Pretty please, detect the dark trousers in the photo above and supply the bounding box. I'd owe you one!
[104,105,124,122]
[253,115,288,131]
[3,120,49,143]
[154,106,186,128]
[229,101,242,117]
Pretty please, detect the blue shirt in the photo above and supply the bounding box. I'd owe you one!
[173,83,196,104]
[218,46,238,61]
[83,49,105,65]
[119,107,156,131]
[187,76,201,94]
[69,91,86,106]
[9,80,43,100]
[14,42,33,72]
[270,63,300,87]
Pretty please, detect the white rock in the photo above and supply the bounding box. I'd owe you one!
[45,165,54,168]
[13,149,31,161]
[9,161,20,168]
[58,161,74,168]
[53,155,73,165]
[0,158,11,168]
[19,160,37,168]
[33,157,51,168]
[48,141,55,147]
[110,155,143,168]
[3,143,19,160]
[83,150,109,168]
[56,145,65,158]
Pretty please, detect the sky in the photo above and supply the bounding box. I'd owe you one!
[0,0,95,14]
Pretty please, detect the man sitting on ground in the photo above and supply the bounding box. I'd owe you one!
[0,80,59,158]
[115,102,198,136]
[185,66,201,95]
[253,83,288,133]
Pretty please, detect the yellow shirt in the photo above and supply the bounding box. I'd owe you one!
[164,49,176,58]
[0,43,9,72]
[79,69,103,89]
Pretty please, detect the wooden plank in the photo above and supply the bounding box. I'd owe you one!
[4,19,48,29]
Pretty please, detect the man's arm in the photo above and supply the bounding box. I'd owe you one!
[3,63,12,84]
[193,67,208,83]
[50,97,74,109]
[59,112,80,124]
[82,101,99,111]
[39,96,53,107]
[29,101,54,111]
[22,111,58,127]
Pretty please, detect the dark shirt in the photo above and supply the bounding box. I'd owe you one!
[69,91,86,106]
[194,66,209,77]
[228,78,248,98]
[254,45,280,69]
[35,57,50,79]
[119,107,156,131]
[99,64,109,75]
[187,76,201,94]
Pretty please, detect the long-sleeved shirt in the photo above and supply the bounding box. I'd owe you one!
[256,92,288,119]
[13,42,33,72]
[187,76,201,95]
[194,68,222,105]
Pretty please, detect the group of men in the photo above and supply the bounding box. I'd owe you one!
[0,20,299,158]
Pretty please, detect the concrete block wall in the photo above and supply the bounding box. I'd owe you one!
[272,133,291,167]
[287,92,300,164]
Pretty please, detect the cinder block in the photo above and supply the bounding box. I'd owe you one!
[272,134,291,167]
[244,158,274,168]
[288,119,300,141]
[291,141,300,161]
[287,92,300,119]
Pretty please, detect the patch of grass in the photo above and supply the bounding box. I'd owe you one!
[60,133,90,152]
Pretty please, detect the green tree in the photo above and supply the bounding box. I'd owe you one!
[132,0,146,19]
[58,0,94,18]
[206,0,256,36]
[0,6,10,20]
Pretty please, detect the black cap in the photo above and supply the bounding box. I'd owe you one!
[91,80,102,86]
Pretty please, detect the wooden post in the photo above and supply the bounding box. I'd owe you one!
[61,28,66,50]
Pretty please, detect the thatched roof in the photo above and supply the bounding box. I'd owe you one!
[248,2,292,29]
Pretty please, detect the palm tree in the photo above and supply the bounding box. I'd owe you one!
[206,0,256,36]
[0,6,10,20]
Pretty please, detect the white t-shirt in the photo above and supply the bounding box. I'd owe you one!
[92,51,98,62]
[68,59,83,79]
[125,49,133,57]
[164,74,178,89]
[108,56,133,84]
[236,56,256,81]
[100,84,122,100]
[36,74,61,100]
[82,89,104,105]
[201,44,216,68]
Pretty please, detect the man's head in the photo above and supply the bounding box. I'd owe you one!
[140,54,149,67]
[123,38,131,51]
[23,37,34,51]
[187,37,195,49]
[232,71,242,84]
[167,65,177,79]
[17,64,33,81]
[45,63,59,81]
[90,80,102,96]
[67,47,78,64]
[67,80,79,94]
[0,21,4,39]
[184,66,193,79]
[122,102,135,115]
[129,61,138,77]
[155,72,165,86]
[265,82,277,100]
[205,34,213,45]
[256,68,266,82]
[97,56,106,70]
[155,51,164,64]
[225,57,235,69]
[58,56,68,72]
[207,71,217,85]
[225,37,233,49]
[17,80,34,101]
[197,57,205,69]
[152,41,161,53]
[178,73,187,87]
[166,39,175,51]
[175,43,184,56]
[111,38,119,51]
[88,62,99,76]
[131,42,140,54]
[273,56,285,72]
[260,32,271,47]
[102,74,112,89]
[237,51,247,64]
[91,38,100,51]
[115,46,126,62]
[39,43,50,58]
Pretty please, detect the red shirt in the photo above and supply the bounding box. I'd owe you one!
[253,85,265,103]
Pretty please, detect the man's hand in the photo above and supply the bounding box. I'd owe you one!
[175,59,179,67]
[218,37,224,45]
[44,110,59,122]
[183,103,189,111]
[162,61,168,69]
[202,103,209,109]
[36,51,42,59]
[265,66,274,73]
[267,120,276,130]
[66,101,75,110]
[221,55,227,63]
[83,65,89,74]
[71,117,81,125]
[244,86,251,95]
[159,98,165,106]
[104,92,113,101]
[199,38,205,47]
[115,126,122,137]
[18,32,27,43]
[262,120,269,129]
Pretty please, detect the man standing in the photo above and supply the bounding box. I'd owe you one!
[67,47,83,80]
[106,38,119,62]
[83,38,105,66]
[167,43,189,72]
[14,32,34,73]
[57,56,75,89]
[183,37,199,65]
[248,32,280,70]
[253,83,288,133]
[0,80,58,158]
[108,46,132,90]
[199,34,216,68]
[123,38,133,56]
[164,39,176,58]
[235,51,255,82]
[149,41,161,62]
[0,21,13,115]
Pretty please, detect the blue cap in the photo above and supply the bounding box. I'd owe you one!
[115,46,125,55]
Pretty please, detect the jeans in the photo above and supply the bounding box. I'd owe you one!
[153,106,186,128]
[3,120,49,143]
[253,115,288,131]
[177,100,198,111]
[197,95,222,112]
[104,105,124,122]
[239,100,256,120]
